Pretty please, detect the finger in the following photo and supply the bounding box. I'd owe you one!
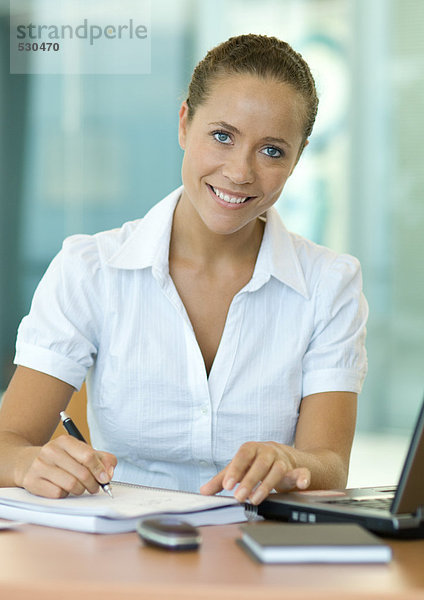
[40,438,101,492]
[248,461,292,505]
[247,466,311,505]
[97,451,118,481]
[41,437,109,493]
[23,458,93,498]
[221,443,259,491]
[199,469,226,496]
[22,461,70,498]
[54,436,112,487]
[234,451,278,503]
[36,447,101,495]
[279,467,311,491]
[23,476,70,499]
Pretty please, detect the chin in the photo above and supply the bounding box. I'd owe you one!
[201,215,249,236]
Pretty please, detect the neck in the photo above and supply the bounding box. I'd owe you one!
[170,194,265,271]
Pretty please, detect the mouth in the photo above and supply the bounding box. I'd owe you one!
[207,184,256,206]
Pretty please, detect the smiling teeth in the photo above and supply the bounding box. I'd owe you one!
[212,186,248,204]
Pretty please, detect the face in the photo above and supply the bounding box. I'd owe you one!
[178,73,307,237]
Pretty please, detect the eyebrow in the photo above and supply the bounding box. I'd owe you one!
[208,121,292,149]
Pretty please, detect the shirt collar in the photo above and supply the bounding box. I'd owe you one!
[107,185,309,299]
[248,207,309,299]
[107,186,182,273]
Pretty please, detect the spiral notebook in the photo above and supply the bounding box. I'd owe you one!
[0,481,247,533]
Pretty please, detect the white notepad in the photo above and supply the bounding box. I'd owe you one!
[0,482,247,533]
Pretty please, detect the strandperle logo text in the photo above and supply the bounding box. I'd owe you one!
[15,18,148,46]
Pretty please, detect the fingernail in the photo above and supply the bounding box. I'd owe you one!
[99,471,109,483]
[250,489,265,505]
[224,477,235,491]
[299,478,309,489]
[235,487,248,502]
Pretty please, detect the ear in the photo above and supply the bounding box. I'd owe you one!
[178,101,190,150]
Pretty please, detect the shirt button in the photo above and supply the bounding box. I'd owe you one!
[199,460,208,467]
[201,406,208,415]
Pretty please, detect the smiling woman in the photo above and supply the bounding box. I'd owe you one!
[0,34,367,505]
[176,74,305,238]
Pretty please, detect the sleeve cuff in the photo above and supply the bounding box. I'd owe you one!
[14,343,87,390]
[302,368,366,397]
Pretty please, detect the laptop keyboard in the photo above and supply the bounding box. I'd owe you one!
[326,497,393,510]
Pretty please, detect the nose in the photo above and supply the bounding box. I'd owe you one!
[222,149,255,185]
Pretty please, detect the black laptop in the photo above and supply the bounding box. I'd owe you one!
[256,399,424,538]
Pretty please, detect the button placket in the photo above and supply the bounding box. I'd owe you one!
[207,294,246,413]
[156,271,214,468]
[179,312,213,469]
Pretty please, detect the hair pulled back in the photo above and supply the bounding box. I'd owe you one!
[186,34,318,143]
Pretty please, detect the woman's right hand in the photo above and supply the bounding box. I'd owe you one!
[17,435,117,498]
[0,367,117,497]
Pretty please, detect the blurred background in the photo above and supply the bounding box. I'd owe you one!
[1,0,423,485]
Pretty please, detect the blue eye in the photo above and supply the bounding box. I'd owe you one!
[262,146,282,159]
[213,131,231,144]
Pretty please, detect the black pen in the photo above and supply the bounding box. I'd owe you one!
[60,411,113,498]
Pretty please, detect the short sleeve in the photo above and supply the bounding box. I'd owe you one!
[14,234,104,390]
[302,254,368,397]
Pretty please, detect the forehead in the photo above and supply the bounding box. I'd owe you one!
[195,73,305,142]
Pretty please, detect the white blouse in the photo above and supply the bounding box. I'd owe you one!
[15,186,368,493]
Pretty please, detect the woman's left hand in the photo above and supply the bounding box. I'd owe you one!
[199,441,311,505]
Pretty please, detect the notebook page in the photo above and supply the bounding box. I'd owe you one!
[0,482,240,519]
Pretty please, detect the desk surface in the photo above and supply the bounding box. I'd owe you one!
[1,521,424,600]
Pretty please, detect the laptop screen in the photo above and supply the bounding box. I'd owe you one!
[392,399,424,515]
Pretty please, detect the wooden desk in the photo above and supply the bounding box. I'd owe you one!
[0,522,424,600]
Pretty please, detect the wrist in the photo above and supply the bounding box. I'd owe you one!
[13,445,39,488]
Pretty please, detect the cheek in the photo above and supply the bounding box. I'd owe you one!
[183,141,217,181]
[259,166,289,191]
[257,170,291,207]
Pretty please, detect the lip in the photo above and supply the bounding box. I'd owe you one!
[206,184,256,209]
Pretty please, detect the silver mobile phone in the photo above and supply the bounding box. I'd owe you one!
[136,517,202,550]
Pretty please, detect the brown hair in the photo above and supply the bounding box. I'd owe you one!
[186,34,318,143]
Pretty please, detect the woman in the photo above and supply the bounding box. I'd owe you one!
[0,34,367,505]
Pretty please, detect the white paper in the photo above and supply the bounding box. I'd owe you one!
[0,482,240,519]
